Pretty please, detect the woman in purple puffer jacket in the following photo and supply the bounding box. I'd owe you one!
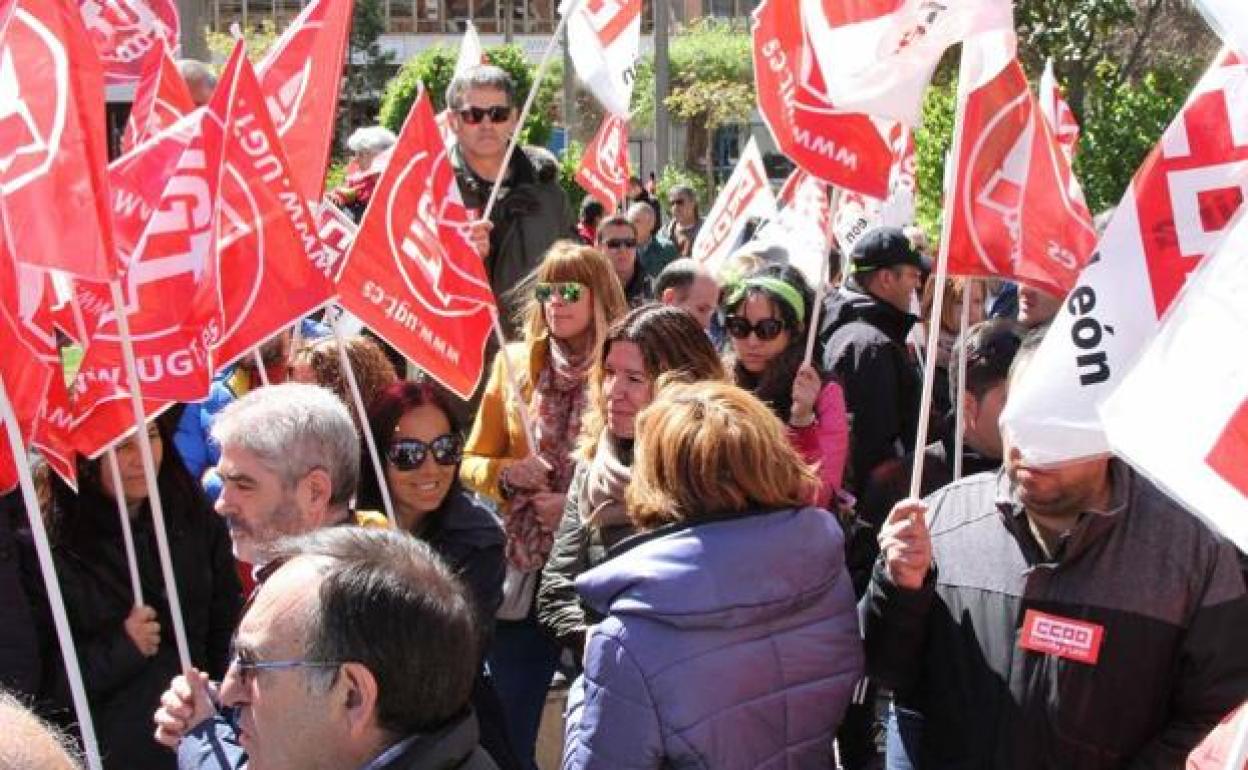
[561,380,864,770]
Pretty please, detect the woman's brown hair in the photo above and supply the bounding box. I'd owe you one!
[920,276,983,334]
[577,304,727,459]
[626,381,819,529]
[288,334,399,421]
[515,241,630,348]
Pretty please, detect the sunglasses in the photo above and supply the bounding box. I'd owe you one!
[534,281,585,304]
[457,105,512,124]
[724,315,787,341]
[601,238,637,250]
[386,434,464,471]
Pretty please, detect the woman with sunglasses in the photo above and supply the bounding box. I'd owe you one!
[722,263,849,507]
[462,241,629,770]
[537,305,725,662]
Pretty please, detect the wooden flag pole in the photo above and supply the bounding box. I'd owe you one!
[490,312,540,457]
[106,450,145,606]
[802,186,842,368]
[0,380,103,770]
[952,279,973,480]
[252,347,271,388]
[329,317,397,526]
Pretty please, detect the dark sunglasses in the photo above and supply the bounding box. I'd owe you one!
[386,435,463,471]
[457,105,513,124]
[724,315,787,341]
[534,281,584,304]
[601,237,637,250]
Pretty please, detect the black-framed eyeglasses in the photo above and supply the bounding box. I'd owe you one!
[724,315,787,341]
[457,105,512,124]
[534,281,585,304]
[386,434,463,471]
[601,237,637,250]
[227,655,344,688]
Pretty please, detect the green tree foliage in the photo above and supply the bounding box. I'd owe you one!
[656,164,709,211]
[205,20,278,64]
[343,0,398,136]
[559,140,587,211]
[378,43,557,146]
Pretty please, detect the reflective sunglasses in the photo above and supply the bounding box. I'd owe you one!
[386,434,464,471]
[534,281,585,304]
[724,315,787,341]
[457,105,513,124]
[602,237,637,250]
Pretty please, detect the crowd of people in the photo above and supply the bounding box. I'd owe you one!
[1,62,1246,770]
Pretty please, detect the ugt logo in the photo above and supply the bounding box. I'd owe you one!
[0,9,68,194]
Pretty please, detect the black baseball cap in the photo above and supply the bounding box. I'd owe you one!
[849,227,931,274]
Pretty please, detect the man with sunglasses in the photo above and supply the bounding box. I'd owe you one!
[661,184,702,257]
[595,215,653,306]
[445,66,572,337]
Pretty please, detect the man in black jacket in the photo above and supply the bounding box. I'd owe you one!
[819,227,926,498]
[865,333,1248,768]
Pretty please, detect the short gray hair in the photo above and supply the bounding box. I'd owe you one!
[445,65,516,111]
[211,382,360,512]
[346,126,397,157]
[176,58,216,90]
[626,201,654,222]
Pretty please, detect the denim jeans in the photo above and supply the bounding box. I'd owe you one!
[487,615,560,770]
[885,701,925,770]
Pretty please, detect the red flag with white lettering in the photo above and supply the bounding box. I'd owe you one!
[78,0,180,85]
[1039,59,1079,164]
[0,1,118,280]
[751,0,895,198]
[256,0,354,203]
[944,32,1096,298]
[336,87,495,399]
[121,40,194,153]
[576,113,630,211]
[690,137,777,276]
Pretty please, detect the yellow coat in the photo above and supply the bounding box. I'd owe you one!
[460,338,549,509]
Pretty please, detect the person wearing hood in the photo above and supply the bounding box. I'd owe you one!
[818,226,927,498]
[561,380,864,769]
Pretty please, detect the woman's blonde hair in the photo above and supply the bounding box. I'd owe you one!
[517,241,629,347]
[627,380,818,529]
[288,334,399,419]
[921,276,983,334]
[577,305,726,459]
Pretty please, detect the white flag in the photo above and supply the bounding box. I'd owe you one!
[1000,49,1248,466]
[1101,207,1248,553]
[802,0,1013,125]
[561,0,640,116]
[751,172,834,287]
[691,137,777,277]
[1038,58,1080,163]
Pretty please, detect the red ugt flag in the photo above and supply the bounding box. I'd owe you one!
[336,87,495,400]
[576,113,630,211]
[78,0,180,85]
[0,1,118,280]
[121,39,194,153]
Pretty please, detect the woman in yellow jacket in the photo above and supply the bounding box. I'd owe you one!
[461,240,629,769]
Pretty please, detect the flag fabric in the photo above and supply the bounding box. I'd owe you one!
[751,170,834,287]
[575,112,630,211]
[1192,0,1248,61]
[335,87,495,399]
[1101,206,1248,553]
[1039,58,1079,163]
[832,124,919,254]
[944,31,1096,299]
[78,0,180,85]
[751,0,895,198]
[801,0,1013,125]
[255,0,354,203]
[690,137,777,276]
[1001,48,1248,466]
[0,237,56,493]
[0,1,118,280]
[561,0,641,116]
[120,40,194,153]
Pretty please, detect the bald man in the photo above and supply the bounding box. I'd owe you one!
[0,692,82,770]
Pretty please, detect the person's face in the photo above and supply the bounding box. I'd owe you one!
[675,275,719,330]
[878,265,923,314]
[385,404,458,528]
[629,209,655,242]
[729,294,791,374]
[1018,285,1062,328]
[602,342,652,439]
[542,281,594,342]
[215,445,308,565]
[286,358,317,385]
[449,86,516,164]
[964,382,1007,460]
[1004,438,1110,520]
[967,282,987,326]
[219,559,344,770]
[100,423,162,505]
[669,193,695,225]
[598,224,638,283]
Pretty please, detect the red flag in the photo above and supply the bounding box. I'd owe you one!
[1208,399,1248,499]
[256,0,354,203]
[752,0,895,198]
[78,0,179,85]
[945,33,1096,298]
[576,113,630,211]
[0,2,118,280]
[0,237,56,493]
[1039,59,1079,164]
[336,87,495,399]
[121,40,194,153]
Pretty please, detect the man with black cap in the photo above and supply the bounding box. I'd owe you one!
[819,226,928,498]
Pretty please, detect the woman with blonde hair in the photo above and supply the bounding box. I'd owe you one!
[919,276,985,421]
[461,240,628,770]
[562,380,864,769]
[537,304,725,660]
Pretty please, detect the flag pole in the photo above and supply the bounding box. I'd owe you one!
[802,186,842,368]
[909,46,972,500]
[328,317,397,526]
[0,381,103,770]
[1226,703,1248,770]
[479,0,580,222]
[252,348,271,388]
[107,280,192,671]
[952,279,973,480]
[490,312,540,456]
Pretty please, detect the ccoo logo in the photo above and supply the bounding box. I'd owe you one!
[0,9,68,195]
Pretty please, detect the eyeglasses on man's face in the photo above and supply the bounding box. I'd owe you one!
[456,105,513,124]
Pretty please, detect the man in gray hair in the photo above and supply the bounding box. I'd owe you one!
[176,59,217,106]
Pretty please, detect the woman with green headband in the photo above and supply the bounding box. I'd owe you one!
[722,263,849,507]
